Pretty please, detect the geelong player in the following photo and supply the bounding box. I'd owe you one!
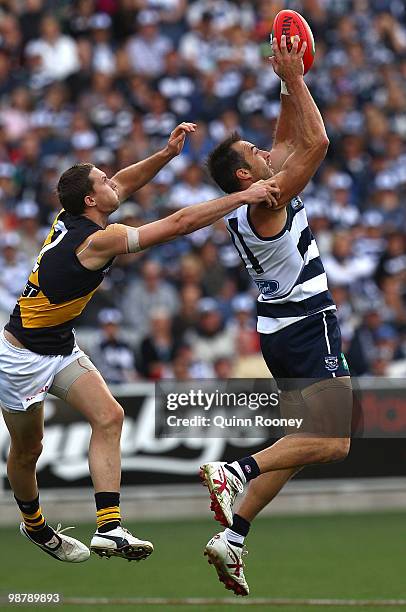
[0,123,279,563]
[201,36,353,595]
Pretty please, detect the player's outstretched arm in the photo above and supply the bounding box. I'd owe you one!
[137,180,278,249]
[76,181,279,270]
[111,122,196,202]
[268,35,329,206]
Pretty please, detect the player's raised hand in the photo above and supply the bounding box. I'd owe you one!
[166,122,197,157]
[270,34,306,83]
[244,179,280,208]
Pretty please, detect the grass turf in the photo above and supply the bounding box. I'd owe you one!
[0,511,405,611]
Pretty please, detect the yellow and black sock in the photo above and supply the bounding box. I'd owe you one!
[15,494,54,544]
[95,492,121,533]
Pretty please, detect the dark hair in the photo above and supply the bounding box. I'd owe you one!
[57,163,94,215]
[207,132,250,193]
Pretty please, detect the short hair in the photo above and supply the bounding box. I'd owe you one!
[57,163,94,215]
[207,132,250,193]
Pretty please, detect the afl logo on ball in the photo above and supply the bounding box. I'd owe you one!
[324,355,338,372]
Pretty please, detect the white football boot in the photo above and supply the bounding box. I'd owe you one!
[199,462,244,527]
[90,525,154,561]
[204,531,249,596]
[20,523,90,562]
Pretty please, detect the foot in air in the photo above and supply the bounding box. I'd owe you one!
[204,531,249,596]
[90,525,154,561]
[199,462,244,527]
[20,522,90,562]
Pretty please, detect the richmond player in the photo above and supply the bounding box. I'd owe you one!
[0,122,278,563]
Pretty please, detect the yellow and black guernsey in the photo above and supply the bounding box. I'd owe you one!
[6,211,112,355]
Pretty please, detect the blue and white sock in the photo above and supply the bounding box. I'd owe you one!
[225,456,260,485]
[225,514,251,547]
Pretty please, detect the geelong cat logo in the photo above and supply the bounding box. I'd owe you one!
[324,355,338,372]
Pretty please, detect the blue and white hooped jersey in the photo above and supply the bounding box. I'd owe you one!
[225,197,336,334]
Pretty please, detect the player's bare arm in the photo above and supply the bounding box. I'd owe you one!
[267,35,329,207]
[111,122,196,202]
[76,180,280,270]
[268,95,296,174]
[268,44,300,173]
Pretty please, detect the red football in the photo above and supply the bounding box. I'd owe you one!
[271,10,316,75]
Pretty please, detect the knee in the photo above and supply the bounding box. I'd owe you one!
[323,437,351,463]
[11,441,43,467]
[92,400,124,432]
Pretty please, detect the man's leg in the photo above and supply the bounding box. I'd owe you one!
[2,404,53,542]
[61,366,153,560]
[236,467,301,523]
[202,378,352,595]
[2,403,44,503]
[65,369,124,493]
[2,403,89,562]
[225,378,352,491]
[202,380,351,529]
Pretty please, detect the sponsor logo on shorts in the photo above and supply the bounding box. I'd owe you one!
[324,355,338,372]
[25,385,49,402]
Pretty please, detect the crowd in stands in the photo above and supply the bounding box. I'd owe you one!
[0,0,405,381]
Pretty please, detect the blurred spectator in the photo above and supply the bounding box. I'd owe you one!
[19,0,45,43]
[89,13,116,75]
[199,239,228,297]
[227,294,259,353]
[26,15,80,83]
[168,163,219,209]
[171,343,213,380]
[172,283,202,338]
[138,307,180,379]
[323,231,376,288]
[0,163,17,210]
[375,232,406,287]
[14,200,42,263]
[347,309,403,375]
[122,259,179,332]
[326,172,360,228]
[189,297,235,365]
[126,10,173,77]
[179,12,218,73]
[0,87,32,143]
[93,308,138,384]
[0,232,30,317]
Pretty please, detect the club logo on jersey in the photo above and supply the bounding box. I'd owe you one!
[256,280,279,296]
[291,196,303,210]
[21,281,40,298]
[324,355,338,372]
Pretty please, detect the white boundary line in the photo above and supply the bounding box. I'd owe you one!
[55,597,406,607]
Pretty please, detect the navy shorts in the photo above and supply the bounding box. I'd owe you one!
[259,310,350,389]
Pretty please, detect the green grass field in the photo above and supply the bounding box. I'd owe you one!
[0,511,405,612]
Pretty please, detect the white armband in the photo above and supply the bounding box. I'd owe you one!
[126,227,141,253]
